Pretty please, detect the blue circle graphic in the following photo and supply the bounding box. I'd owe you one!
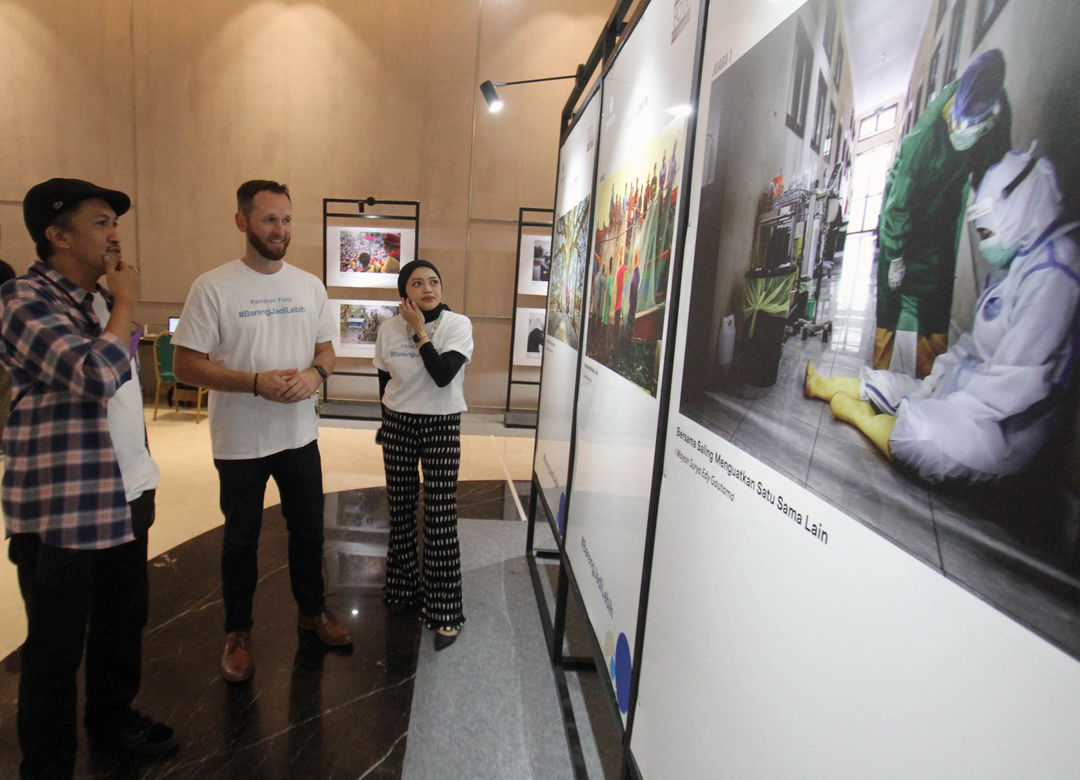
[614,633,632,713]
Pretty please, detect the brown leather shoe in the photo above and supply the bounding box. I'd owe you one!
[298,609,353,646]
[221,631,253,682]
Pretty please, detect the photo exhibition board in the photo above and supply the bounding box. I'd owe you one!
[329,299,400,359]
[513,307,546,366]
[517,233,552,296]
[533,89,600,536]
[629,0,1080,775]
[325,226,416,289]
[563,0,701,719]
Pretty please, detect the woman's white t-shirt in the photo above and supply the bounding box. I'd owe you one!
[374,310,473,414]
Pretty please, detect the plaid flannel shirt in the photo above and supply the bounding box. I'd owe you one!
[1,262,134,549]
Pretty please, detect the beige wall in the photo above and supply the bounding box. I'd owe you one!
[0,0,610,409]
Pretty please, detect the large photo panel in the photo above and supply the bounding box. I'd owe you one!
[533,89,601,535]
[564,0,701,718]
[631,0,1080,775]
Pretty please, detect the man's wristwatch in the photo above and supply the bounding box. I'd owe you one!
[312,364,329,381]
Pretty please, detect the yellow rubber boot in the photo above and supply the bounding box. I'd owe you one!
[829,391,897,460]
[803,361,860,402]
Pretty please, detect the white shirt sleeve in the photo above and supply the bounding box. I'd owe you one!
[171,276,220,354]
[313,280,337,344]
[438,313,474,363]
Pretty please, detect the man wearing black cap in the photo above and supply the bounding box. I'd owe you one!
[2,178,176,777]
[172,180,350,685]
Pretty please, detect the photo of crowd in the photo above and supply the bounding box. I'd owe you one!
[546,195,590,351]
[338,229,401,274]
[586,117,684,396]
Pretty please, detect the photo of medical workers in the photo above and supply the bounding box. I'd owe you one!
[677,0,1080,659]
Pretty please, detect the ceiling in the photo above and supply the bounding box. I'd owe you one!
[840,0,936,114]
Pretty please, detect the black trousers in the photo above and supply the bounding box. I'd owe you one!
[380,408,465,631]
[214,440,326,633]
[10,489,155,779]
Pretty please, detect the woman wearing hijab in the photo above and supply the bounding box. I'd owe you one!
[374,260,473,649]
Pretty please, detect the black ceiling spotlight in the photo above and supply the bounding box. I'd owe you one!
[479,72,581,113]
[480,80,504,113]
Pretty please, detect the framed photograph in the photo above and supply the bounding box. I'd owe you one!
[325,226,416,289]
[513,307,546,366]
[330,299,399,358]
[517,234,552,296]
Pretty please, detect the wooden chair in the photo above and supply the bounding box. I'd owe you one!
[152,333,208,422]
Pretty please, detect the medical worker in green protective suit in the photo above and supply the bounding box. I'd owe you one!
[874,49,1011,378]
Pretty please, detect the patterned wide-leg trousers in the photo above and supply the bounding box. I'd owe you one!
[380,408,465,631]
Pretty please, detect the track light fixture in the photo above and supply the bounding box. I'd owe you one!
[479,73,580,113]
[480,80,503,112]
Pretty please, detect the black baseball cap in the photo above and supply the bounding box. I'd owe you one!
[23,178,131,243]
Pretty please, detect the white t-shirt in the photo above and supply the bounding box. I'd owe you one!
[92,294,160,501]
[172,259,337,459]
[374,310,472,414]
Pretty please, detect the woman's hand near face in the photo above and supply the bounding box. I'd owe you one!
[401,297,425,334]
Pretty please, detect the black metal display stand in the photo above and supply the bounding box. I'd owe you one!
[505,206,554,428]
[320,197,419,421]
[521,3,638,777]
[523,0,704,776]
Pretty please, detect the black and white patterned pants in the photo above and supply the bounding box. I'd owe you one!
[380,407,465,631]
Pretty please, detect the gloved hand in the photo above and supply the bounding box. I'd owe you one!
[887,256,906,291]
[374,427,384,446]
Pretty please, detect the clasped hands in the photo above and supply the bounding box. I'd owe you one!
[255,367,321,403]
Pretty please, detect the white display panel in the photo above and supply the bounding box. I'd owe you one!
[634,420,1080,777]
[533,89,601,534]
[631,0,1080,774]
[564,0,701,717]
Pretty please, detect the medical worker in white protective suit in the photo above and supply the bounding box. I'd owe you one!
[804,147,1080,483]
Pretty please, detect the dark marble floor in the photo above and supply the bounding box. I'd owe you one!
[0,480,525,779]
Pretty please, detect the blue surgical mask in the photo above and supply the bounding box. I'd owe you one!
[979,237,1019,268]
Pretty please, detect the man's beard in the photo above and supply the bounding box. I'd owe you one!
[248,232,289,261]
